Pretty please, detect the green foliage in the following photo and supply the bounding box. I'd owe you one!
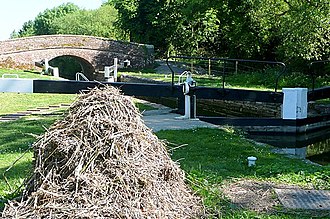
[51,4,123,39]
[33,3,80,35]
[109,0,330,69]
[16,20,35,38]
[107,0,181,55]
[252,0,330,70]
[15,3,124,40]
[12,0,330,73]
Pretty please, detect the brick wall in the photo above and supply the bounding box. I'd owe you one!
[0,35,154,71]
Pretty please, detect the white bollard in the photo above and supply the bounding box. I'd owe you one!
[247,156,257,167]
[282,88,308,119]
[184,95,191,119]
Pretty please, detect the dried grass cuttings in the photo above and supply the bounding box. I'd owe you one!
[2,85,202,218]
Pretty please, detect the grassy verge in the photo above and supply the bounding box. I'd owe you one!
[0,68,58,80]
[0,93,77,115]
[157,128,330,218]
[1,121,329,217]
[0,116,62,210]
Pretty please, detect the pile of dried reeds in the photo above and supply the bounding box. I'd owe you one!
[2,86,202,218]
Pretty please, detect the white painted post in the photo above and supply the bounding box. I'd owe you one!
[282,88,308,119]
[184,94,191,119]
[113,58,118,82]
[44,58,49,74]
[53,67,59,78]
[105,66,110,78]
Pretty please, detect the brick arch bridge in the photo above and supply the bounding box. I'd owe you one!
[0,35,154,79]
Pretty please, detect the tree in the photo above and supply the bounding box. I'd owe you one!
[252,0,330,69]
[107,0,182,56]
[33,3,80,35]
[16,20,36,37]
[51,4,123,39]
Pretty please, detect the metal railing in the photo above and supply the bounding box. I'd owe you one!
[2,74,19,79]
[308,60,330,91]
[166,56,286,92]
[75,72,89,81]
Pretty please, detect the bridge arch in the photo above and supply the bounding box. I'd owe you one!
[49,55,95,80]
[0,35,154,78]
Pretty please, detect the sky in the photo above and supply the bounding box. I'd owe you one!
[0,0,104,40]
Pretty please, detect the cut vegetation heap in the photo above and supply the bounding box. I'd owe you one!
[2,86,202,218]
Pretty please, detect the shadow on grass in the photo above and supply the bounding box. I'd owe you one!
[0,117,59,212]
[0,159,32,190]
[0,159,33,211]
[0,118,58,153]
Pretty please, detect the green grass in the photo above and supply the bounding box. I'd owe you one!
[135,102,156,111]
[156,128,330,218]
[0,68,58,80]
[0,93,77,115]
[1,119,329,217]
[0,116,62,210]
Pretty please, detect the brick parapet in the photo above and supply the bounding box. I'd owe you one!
[0,35,154,71]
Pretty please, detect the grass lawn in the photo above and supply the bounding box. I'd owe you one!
[0,93,77,115]
[157,128,330,218]
[0,116,61,210]
[0,68,78,115]
[0,68,58,80]
[1,121,329,217]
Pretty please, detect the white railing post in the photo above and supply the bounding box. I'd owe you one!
[113,58,118,82]
[104,58,118,82]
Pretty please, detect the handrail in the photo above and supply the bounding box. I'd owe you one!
[308,60,330,91]
[75,72,89,81]
[166,56,286,92]
[177,70,191,85]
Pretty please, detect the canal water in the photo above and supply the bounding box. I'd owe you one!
[307,138,330,165]
[247,128,330,165]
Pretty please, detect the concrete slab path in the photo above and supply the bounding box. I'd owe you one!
[143,111,218,132]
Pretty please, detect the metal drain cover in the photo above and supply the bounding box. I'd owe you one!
[275,188,330,210]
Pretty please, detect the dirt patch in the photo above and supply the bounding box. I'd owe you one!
[221,179,300,213]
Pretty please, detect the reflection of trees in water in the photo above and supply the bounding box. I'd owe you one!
[308,138,330,155]
[307,139,330,165]
[307,138,330,165]
[49,56,82,80]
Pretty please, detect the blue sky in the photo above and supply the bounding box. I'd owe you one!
[0,0,104,40]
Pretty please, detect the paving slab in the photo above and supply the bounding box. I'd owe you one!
[143,112,217,132]
[275,188,330,210]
